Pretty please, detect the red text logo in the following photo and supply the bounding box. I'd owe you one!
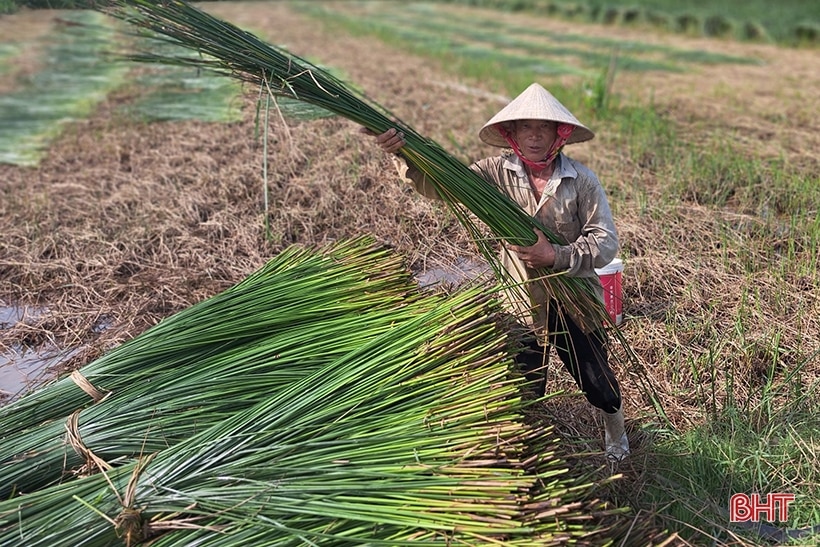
[729,493,794,523]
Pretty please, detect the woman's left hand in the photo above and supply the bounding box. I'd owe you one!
[509,229,555,269]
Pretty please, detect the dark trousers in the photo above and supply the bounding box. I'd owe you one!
[516,305,621,413]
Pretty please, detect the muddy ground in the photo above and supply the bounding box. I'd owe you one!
[1,4,819,535]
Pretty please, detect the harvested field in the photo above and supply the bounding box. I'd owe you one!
[1,2,818,544]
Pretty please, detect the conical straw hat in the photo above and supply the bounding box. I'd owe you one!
[478,83,594,147]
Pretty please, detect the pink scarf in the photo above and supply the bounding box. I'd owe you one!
[497,123,574,171]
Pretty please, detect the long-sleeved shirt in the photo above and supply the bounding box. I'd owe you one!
[394,150,619,333]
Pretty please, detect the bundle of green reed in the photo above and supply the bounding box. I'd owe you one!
[0,239,431,497]
[0,239,641,546]
[97,0,609,332]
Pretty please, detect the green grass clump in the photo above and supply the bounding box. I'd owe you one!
[794,23,819,44]
[702,14,735,38]
[674,12,701,34]
[0,0,16,14]
[641,364,820,542]
[741,21,771,42]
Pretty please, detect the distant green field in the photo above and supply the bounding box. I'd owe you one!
[0,11,129,165]
[294,0,764,99]
[433,0,820,45]
[0,12,334,166]
[4,0,817,44]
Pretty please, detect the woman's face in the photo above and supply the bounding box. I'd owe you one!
[513,119,557,162]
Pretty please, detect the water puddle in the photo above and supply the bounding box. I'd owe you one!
[0,304,81,405]
[0,256,479,404]
[0,345,79,405]
[415,257,490,289]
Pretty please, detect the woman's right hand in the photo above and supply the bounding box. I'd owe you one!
[361,127,406,154]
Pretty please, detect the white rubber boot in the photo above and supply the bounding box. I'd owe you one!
[602,405,630,462]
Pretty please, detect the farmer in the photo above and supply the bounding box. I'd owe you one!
[365,83,629,461]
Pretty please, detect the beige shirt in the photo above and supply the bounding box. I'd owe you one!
[394,150,619,333]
